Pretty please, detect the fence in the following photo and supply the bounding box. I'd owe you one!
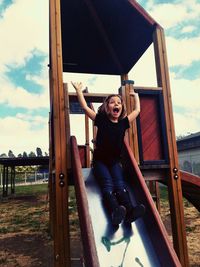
[0,171,49,186]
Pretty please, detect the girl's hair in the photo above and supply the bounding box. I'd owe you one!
[97,94,127,120]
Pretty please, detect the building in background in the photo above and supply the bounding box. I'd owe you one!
[177,132,200,176]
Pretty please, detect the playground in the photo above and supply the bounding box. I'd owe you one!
[1,1,200,266]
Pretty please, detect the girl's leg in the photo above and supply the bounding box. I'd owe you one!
[109,162,145,223]
[93,160,114,193]
[93,161,126,225]
[109,162,126,191]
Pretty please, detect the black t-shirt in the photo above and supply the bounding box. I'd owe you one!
[93,113,130,164]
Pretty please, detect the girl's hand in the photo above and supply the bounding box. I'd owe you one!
[71,81,83,93]
[130,88,139,98]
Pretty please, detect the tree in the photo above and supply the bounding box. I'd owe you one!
[0,153,8,158]
[23,152,28,158]
[36,147,43,157]
[8,150,15,158]
[18,153,22,158]
[29,151,36,157]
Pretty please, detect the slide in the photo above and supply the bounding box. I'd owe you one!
[71,136,181,267]
[180,170,200,212]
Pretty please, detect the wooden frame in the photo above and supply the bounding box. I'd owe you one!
[153,25,189,266]
[48,2,189,266]
[49,0,70,266]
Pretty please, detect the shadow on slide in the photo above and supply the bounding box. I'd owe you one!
[180,170,200,212]
[71,136,181,267]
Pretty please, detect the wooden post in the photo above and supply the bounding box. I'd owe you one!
[48,112,55,238]
[120,76,140,163]
[153,26,189,267]
[85,114,90,167]
[11,166,15,194]
[49,0,70,266]
[64,83,71,169]
[2,165,6,197]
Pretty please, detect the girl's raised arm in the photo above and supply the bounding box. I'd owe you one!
[71,82,96,121]
[127,89,140,123]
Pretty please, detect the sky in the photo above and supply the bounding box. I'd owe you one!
[0,0,200,156]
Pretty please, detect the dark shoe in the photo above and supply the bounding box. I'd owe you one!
[103,192,126,225]
[125,204,145,224]
[111,205,126,226]
[115,189,145,223]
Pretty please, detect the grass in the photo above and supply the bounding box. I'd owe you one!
[15,183,49,195]
[0,184,49,235]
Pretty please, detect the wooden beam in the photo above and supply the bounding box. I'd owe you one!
[153,26,189,267]
[49,0,70,266]
[64,84,71,170]
[85,114,91,167]
[120,79,140,163]
[68,87,162,104]
[68,92,108,103]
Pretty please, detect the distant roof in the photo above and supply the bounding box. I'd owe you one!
[177,132,200,151]
[60,0,159,75]
[0,157,49,167]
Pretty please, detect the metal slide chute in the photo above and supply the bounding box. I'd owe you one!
[71,136,181,267]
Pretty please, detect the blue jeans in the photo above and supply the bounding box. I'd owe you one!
[93,160,126,194]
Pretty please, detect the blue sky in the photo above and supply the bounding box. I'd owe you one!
[0,0,200,155]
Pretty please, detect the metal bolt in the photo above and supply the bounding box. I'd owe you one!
[59,180,65,187]
[59,173,64,179]
[174,174,179,180]
[173,167,178,173]
[55,254,59,261]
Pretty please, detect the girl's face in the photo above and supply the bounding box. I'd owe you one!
[106,96,122,121]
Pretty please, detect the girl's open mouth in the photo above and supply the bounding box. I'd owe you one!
[113,107,120,115]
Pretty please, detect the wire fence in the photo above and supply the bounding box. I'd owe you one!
[0,172,49,186]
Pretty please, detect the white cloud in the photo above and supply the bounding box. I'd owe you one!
[0,0,49,110]
[181,25,196,34]
[0,0,48,67]
[129,45,157,86]
[145,1,200,30]
[0,75,49,109]
[64,73,120,94]
[16,113,47,125]
[170,73,200,136]
[166,36,200,67]
[174,112,200,137]
[0,116,49,155]
[170,73,200,110]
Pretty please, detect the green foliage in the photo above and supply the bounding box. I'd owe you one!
[29,151,36,157]
[8,150,15,158]
[0,153,7,158]
[36,147,43,157]
[23,151,28,157]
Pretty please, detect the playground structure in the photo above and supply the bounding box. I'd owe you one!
[48,0,196,266]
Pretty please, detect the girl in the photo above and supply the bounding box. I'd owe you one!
[71,81,145,226]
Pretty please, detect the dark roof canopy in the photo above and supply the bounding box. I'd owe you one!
[0,157,49,167]
[61,0,158,75]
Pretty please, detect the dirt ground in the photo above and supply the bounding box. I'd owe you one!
[0,193,199,267]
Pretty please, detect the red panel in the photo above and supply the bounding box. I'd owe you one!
[78,146,87,168]
[140,96,164,161]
